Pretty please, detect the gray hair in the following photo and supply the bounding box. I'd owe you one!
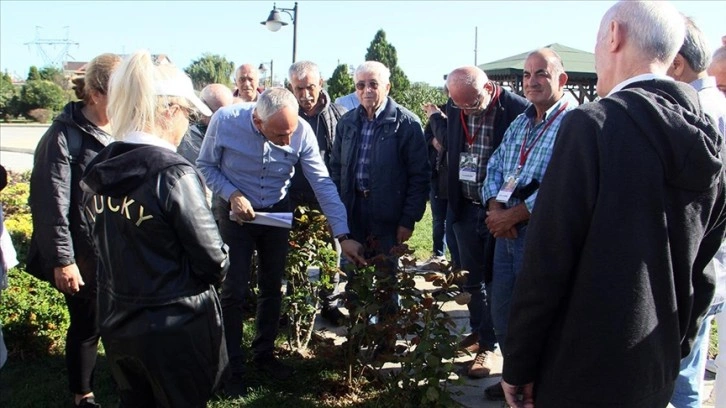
[599,1,685,64]
[446,66,488,91]
[678,16,711,73]
[255,87,299,121]
[200,83,234,113]
[714,46,726,63]
[288,60,320,81]
[355,61,390,84]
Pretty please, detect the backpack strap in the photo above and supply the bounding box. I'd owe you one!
[65,126,83,164]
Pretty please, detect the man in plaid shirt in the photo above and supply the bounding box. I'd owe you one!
[429,66,528,379]
[480,48,573,401]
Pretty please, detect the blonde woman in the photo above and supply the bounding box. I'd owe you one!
[81,50,229,407]
[28,53,120,408]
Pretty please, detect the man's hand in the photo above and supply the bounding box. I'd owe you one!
[486,202,529,239]
[502,380,535,408]
[54,263,84,295]
[230,190,255,222]
[431,137,443,152]
[397,226,413,244]
[422,103,443,119]
[340,239,367,267]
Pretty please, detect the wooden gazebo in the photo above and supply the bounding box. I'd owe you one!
[478,43,598,104]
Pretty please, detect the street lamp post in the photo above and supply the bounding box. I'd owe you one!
[261,2,298,63]
[258,60,274,88]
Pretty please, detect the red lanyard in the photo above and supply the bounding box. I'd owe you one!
[517,102,568,167]
[459,86,501,148]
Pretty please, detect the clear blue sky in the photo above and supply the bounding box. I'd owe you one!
[1,1,723,86]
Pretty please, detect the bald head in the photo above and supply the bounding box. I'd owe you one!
[446,66,493,114]
[446,66,488,92]
[200,84,233,113]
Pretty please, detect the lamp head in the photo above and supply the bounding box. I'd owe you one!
[261,9,288,32]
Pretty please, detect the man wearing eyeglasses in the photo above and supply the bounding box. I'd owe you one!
[426,66,528,379]
[330,61,429,334]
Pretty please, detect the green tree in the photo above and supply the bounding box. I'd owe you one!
[19,80,67,113]
[184,53,234,89]
[26,66,41,81]
[397,82,448,126]
[327,64,354,100]
[39,66,68,89]
[0,71,16,118]
[364,29,410,101]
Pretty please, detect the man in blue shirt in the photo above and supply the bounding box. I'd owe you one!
[197,88,365,396]
[480,48,573,400]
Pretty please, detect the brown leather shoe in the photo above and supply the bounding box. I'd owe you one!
[459,332,479,348]
[467,350,496,379]
[457,332,480,356]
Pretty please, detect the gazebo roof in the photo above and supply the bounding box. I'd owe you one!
[479,43,596,80]
[478,43,598,103]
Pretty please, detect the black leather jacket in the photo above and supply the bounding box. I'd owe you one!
[81,141,229,330]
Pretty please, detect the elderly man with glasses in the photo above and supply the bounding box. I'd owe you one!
[425,66,528,379]
[330,61,429,345]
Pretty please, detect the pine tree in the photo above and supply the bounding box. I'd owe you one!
[364,30,410,101]
[327,64,354,100]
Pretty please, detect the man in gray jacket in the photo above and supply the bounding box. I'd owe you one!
[287,60,348,326]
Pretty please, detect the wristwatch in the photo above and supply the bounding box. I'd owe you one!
[336,234,351,242]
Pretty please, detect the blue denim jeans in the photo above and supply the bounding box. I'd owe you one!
[452,201,497,351]
[490,224,528,353]
[217,198,290,369]
[671,302,724,407]
[430,190,460,267]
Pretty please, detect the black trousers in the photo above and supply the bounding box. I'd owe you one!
[64,293,100,395]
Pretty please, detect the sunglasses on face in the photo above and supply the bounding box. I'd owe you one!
[355,81,380,91]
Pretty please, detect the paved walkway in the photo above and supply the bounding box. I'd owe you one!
[313,271,716,408]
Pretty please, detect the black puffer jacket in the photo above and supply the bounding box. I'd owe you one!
[28,101,114,298]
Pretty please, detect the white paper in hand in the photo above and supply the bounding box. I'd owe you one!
[229,211,293,229]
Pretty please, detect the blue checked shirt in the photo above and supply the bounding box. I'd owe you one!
[482,98,574,212]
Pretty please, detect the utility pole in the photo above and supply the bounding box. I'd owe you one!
[474,26,478,66]
[24,26,79,68]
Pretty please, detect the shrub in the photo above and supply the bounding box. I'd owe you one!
[283,206,338,352]
[1,268,69,357]
[1,175,68,358]
[19,79,67,117]
[343,243,464,407]
[27,108,54,124]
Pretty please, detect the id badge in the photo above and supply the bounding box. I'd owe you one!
[496,171,520,203]
[459,153,479,182]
